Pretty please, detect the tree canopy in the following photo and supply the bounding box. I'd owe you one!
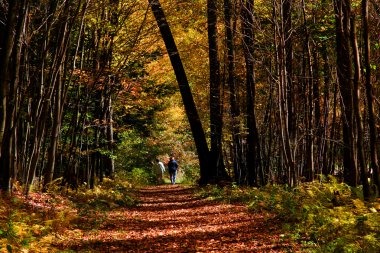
[0,0,379,198]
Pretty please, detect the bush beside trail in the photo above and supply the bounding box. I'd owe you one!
[0,177,137,253]
[197,177,380,252]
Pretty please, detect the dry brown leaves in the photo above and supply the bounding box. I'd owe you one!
[55,185,303,252]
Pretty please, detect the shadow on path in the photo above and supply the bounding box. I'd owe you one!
[58,184,303,252]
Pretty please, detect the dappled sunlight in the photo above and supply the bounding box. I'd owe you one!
[56,185,300,252]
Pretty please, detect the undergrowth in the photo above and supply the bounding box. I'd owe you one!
[197,177,380,253]
[0,176,136,252]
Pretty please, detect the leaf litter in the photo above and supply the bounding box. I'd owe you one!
[56,185,302,252]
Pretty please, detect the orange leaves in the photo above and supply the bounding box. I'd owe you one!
[51,185,302,252]
[1,185,303,252]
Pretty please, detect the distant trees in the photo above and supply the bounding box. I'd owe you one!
[215,0,379,195]
[148,0,211,183]
[0,0,379,196]
[175,0,378,194]
[0,0,151,194]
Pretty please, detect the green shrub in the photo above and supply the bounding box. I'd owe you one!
[69,177,137,209]
[196,178,380,252]
[180,164,200,184]
[127,168,154,185]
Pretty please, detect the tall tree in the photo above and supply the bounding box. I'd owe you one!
[148,0,211,184]
[242,0,262,185]
[224,0,244,184]
[273,0,296,186]
[334,0,357,186]
[0,0,28,192]
[207,0,229,181]
[362,0,380,194]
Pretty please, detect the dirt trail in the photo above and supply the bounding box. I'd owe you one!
[65,185,300,252]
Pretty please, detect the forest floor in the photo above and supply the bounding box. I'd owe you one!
[56,184,304,252]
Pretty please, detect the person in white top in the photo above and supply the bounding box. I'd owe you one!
[155,158,166,184]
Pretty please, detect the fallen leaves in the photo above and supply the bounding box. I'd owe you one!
[53,185,302,252]
[1,185,303,252]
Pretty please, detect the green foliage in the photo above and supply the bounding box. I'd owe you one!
[0,212,18,242]
[196,178,380,252]
[0,175,138,252]
[0,193,76,252]
[197,184,257,203]
[180,163,200,184]
[67,177,138,230]
[115,129,160,176]
[126,168,154,186]
[197,185,224,200]
[69,177,137,210]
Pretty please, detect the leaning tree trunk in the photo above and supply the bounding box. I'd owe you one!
[149,0,211,184]
[44,70,63,191]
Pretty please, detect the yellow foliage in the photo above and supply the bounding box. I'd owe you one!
[352,198,368,213]
[199,180,380,251]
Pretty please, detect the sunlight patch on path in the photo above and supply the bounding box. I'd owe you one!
[61,185,300,252]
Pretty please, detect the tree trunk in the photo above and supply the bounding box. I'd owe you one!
[148,0,210,184]
[44,70,63,191]
[362,0,380,195]
[334,0,357,186]
[242,0,261,186]
[351,17,370,199]
[283,0,295,140]
[224,0,243,184]
[320,0,330,176]
[0,1,28,192]
[0,1,19,192]
[301,0,314,181]
[274,0,296,186]
[207,0,229,181]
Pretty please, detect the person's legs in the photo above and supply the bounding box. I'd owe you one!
[172,170,177,184]
[170,171,177,184]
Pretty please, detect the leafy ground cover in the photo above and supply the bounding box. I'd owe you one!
[0,178,136,253]
[1,178,379,252]
[1,182,303,252]
[197,177,380,252]
[59,185,302,252]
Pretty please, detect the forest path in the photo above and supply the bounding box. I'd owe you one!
[64,185,301,252]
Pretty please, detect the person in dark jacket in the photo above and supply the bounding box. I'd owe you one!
[167,156,179,185]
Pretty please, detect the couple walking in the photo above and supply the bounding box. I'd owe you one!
[155,156,178,185]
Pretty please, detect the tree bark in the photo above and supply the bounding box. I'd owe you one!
[351,17,370,199]
[334,0,357,186]
[301,0,314,181]
[0,1,27,192]
[274,0,296,186]
[207,0,229,181]
[149,0,211,184]
[242,0,261,186]
[362,0,380,194]
[224,0,243,184]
